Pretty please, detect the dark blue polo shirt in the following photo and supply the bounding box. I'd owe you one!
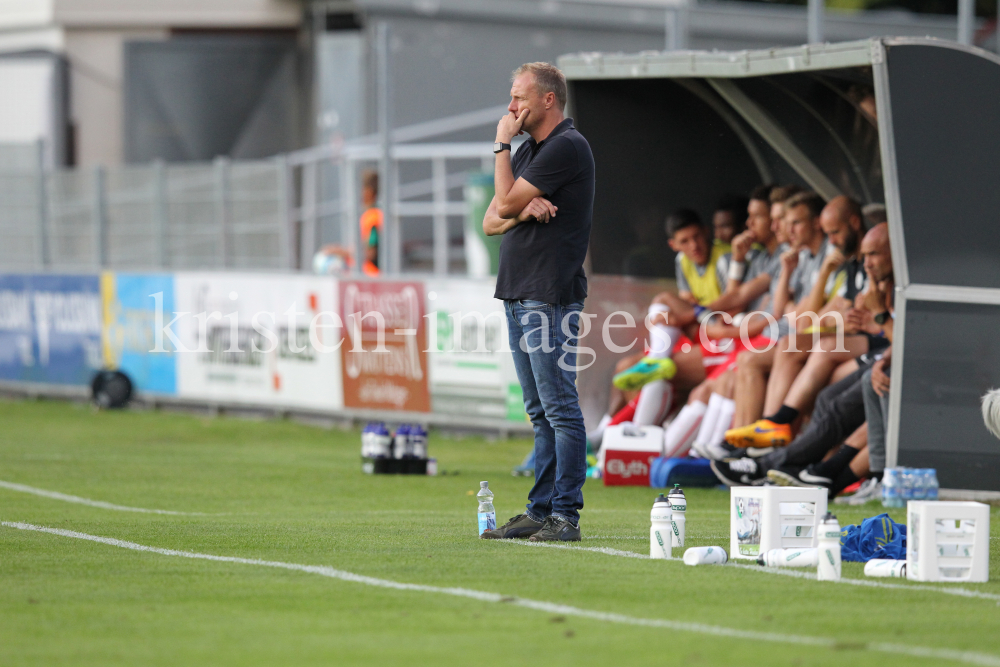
[493,117,595,305]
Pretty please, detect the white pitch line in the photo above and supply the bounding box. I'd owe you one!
[4,520,999,667]
[0,480,208,516]
[508,540,648,559]
[504,540,1000,604]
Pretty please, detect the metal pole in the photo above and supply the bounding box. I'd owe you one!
[214,157,230,269]
[153,160,167,268]
[432,156,448,275]
[275,154,293,271]
[664,3,688,50]
[35,139,48,269]
[302,160,318,271]
[376,21,396,275]
[957,0,974,45]
[340,157,360,276]
[92,165,107,269]
[807,0,824,43]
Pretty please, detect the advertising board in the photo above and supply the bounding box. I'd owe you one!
[423,278,526,422]
[101,272,177,395]
[340,279,430,413]
[174,273,343,410]
[0,274,102,385]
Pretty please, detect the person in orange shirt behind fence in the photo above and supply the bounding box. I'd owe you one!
[314,170,382,276]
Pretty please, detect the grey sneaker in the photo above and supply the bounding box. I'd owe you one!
[836,477,883,505]
[480,513,544,539]
[528,516,581,542]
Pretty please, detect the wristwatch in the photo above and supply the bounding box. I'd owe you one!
[493,142,511,154]
[874,311,891,325]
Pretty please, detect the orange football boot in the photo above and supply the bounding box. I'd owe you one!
[724,419,792,448]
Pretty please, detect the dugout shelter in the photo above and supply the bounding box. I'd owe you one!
[560,38,1000,495]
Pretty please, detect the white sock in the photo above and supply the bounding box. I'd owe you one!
[707,397,736,454]
[694,393,722,449]
[587,413,613,447]
[664,401,707,457]
[633,380,673,427]
[647,303,681,359]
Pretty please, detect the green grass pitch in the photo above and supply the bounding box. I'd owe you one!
[1,399,999,666]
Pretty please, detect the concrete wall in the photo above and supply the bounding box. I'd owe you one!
[0,0,302,166]
[64,28,167,166]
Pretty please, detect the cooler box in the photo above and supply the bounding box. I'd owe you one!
[649,456,718,488]
[601,424,664,486]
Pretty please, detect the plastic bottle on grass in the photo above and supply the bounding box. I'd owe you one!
[477,481,496,535]
[925,469,939,500]
[864,559,907,578]
[900,468,915,502]
[912,468,928,500]
[360,423,372,457]
[683,546,728,565]
[393,424,411,459]
[667,483,686,548]
[757,548,818,567]
[650,494,673,559]
[882,468,903,508]
[410,425,428,459]
[817,512,841,581]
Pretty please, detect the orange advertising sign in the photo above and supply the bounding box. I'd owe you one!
[340,280,430,412]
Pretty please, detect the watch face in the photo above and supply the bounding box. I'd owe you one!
[493,142,503,153]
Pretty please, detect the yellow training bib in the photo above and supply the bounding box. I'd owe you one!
[680,243,729,306]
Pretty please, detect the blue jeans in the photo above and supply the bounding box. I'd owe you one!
[504,299,587,525]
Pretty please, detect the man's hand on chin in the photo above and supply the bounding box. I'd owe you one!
[496,109,529,143]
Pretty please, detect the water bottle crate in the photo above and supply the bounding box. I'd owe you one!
[906,500,990,582]
[730,486,828,560]
[361,457,429,475]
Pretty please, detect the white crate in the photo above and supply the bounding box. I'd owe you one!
[730,486,828,560]
[906,501,990,583]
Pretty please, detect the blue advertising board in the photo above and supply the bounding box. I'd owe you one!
[101,272,177,395]
[0,274,103,385]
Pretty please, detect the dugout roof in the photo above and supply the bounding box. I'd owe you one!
[561,38,1000,494]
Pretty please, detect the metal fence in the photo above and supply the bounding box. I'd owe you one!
[0,116,499,275]
[0,142,291,272]
[288,140,495,276]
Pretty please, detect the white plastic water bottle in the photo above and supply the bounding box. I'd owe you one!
[393,424,411,459]
[667,483,686,548]
[362,422,392,458]
[817,512,842,581]
[477,481,496,535]
[410,425,428,459]
[757,548,818,567]
[683,546,728,566]
[864,559,907,578]
[650,494,673,559]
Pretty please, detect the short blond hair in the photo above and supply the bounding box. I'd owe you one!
[785,191,825,218]
[512,62,567,110]
[770,184,802,204]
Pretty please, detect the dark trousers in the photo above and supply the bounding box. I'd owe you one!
[761,363,869,472]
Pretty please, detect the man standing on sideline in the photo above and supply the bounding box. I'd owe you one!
[480,62,595,542]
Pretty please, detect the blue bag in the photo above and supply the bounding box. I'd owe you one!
[839,513,907,562]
